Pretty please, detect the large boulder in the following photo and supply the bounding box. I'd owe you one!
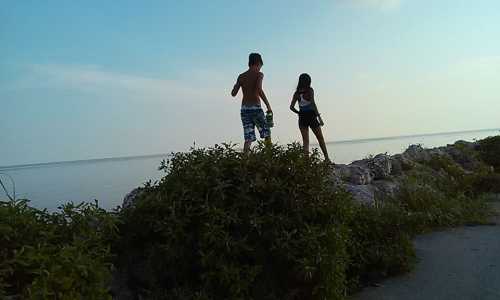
[351,154,392,180]
[334,163,374,185]
[403,144,431,163]
[372,180,400,200]
[122,187,144,209]
[390,154,415,175]
[348,164,374,185]
[369,154,392,180]
[344,180,400,205]
[444,141,482,171]
[427,147,449,158]
[344,184,376,205]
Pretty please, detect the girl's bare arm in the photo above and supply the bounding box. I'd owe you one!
[309,89,320,116]
[289,92,299,114]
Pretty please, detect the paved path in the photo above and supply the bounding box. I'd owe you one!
[355,203,500,300]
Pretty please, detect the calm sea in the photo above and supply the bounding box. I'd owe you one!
[1,129,499,211]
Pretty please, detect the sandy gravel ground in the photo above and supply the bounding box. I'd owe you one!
[355,202,500,300]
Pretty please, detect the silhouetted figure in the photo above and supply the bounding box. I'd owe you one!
[231,53,273,152]
[290,73,330,161]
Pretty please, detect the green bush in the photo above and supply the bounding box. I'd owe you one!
[478,135,500,171]
[0,200,117,299]
[470,172,500,194]
[346,203,415,290]
[399,149,492,230]
[114,144,428,299]
[116,144,352,300]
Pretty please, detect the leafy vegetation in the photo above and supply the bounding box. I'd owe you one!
[113,143,490,299]
[116,144,353,299]
[346,202,415,290]
[478,135,500,171]
[401,154,492,229]
[1,136,499,299]
[0,200,117,299]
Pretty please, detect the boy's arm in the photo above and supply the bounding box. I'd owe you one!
[257,73,272,112]
[231,76,241,97]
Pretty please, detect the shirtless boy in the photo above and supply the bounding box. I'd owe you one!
[231,53,273,152]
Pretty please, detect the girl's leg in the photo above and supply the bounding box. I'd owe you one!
[299,127,310,155]
[311,126,330,162]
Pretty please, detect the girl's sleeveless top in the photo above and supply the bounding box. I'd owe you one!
[298,93,314,112]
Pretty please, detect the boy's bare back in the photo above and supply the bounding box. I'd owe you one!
[234,70,263,107]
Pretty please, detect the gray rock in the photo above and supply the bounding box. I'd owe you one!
[351,154,392,180]
[344,184,376,205]
[390,156,403,175]
[392,154,416,172]
[347,164,374,185]
[427,147,448,157]
[333,163,374,185]
[403,144,431,163]
[373,180,400,200]
[329,165,346,186]
[122,187,144,209]
[333,164,351,181]
[444,143,481,171]
[369,154,392,180]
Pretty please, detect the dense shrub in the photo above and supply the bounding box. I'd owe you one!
[396,173,490,231]
[114,142,498,299]
[0,200,117,299]
[478,135,500,171]
[470,172,500,194]
[403,152,492,231]
[116,144,353,300]
[346,203,415,290]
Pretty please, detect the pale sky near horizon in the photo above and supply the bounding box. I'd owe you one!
[1,0,499,166]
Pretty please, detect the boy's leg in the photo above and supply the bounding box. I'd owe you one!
[243,140,252,153]
[241,109,257,153]
[264,136,272,148]
[255,109,271,146]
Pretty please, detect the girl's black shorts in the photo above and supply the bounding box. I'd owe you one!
[299,111,320,128]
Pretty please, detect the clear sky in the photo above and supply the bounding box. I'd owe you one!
[1,0,499,166]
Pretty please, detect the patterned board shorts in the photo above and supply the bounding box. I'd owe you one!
[240,106,270,142]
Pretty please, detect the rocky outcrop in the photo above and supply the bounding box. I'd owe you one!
[122,188,144,209]
[121,141,485,209]
[330,140,482,205]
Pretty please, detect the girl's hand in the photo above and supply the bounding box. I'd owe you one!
[318,115,325,126]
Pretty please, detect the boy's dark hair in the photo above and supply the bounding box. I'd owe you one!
[248,53,263,67]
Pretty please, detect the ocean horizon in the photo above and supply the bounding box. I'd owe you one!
[1,127,499,210]
[2,127,499,171]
